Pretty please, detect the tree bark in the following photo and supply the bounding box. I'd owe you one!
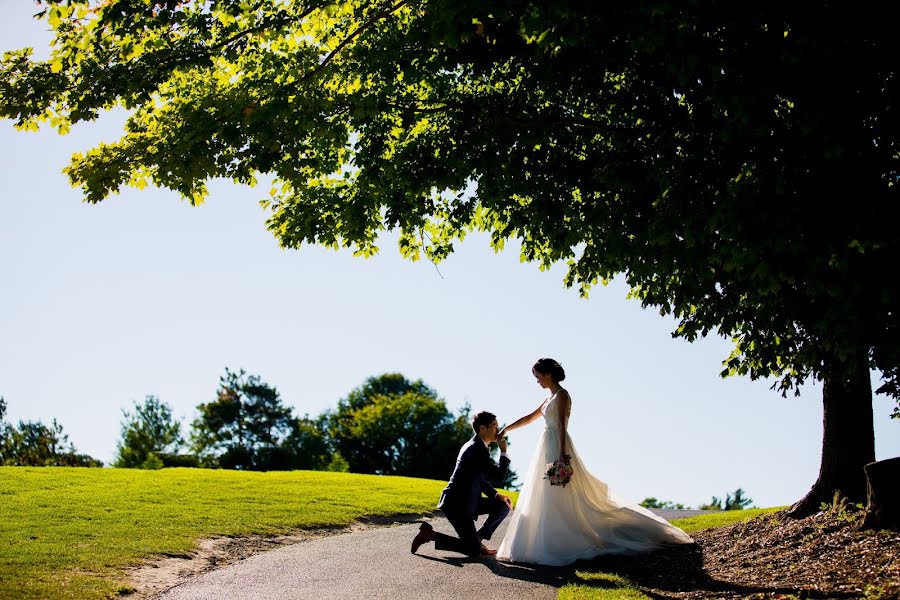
[787,355,875,518]
[859,457,900,531]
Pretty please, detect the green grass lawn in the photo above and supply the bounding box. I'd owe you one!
[558,507,785,599]
[668,507,783,534]
[0,466,471,600]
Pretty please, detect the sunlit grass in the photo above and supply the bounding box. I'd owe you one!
[671,506,784,533]
[0,466,486,600]
[560,572,651,599]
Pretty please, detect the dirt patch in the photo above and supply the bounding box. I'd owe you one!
[572,508,900,599]
[122,513,435,599]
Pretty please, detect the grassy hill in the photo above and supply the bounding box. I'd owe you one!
[0,466,463,599]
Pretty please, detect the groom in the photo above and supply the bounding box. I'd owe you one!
[411,411,512,557]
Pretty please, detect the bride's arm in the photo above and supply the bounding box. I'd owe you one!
[499,404,543,435]
[557,390,571,460]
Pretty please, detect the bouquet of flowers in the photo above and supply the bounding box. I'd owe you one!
[545,455,573,487]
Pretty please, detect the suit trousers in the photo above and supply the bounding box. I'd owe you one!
[434,495,510,557]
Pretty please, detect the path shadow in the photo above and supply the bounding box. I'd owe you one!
[415,554,483,568]
[415,553,570,587]
[485,559,571,587]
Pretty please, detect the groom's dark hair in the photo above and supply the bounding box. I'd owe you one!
[472,411,496,434]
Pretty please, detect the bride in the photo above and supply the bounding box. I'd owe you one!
[496,358,693,566]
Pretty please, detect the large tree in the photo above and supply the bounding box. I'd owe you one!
[1,1,897,514]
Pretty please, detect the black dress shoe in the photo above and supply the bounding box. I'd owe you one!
[410,522,434,554]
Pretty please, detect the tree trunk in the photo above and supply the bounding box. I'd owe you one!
[859,457,900,531]
[787,355,875,518]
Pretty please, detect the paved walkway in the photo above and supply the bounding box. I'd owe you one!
[159,510,709,600]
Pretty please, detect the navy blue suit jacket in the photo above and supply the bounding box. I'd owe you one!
[438,435,511,519]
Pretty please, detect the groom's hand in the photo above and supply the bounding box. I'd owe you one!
[496,493,512,509]
[497,435,508,453]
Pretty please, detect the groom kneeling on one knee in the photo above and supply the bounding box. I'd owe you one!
[411,411,512,557]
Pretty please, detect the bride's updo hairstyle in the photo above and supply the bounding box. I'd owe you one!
[533,358,566,382]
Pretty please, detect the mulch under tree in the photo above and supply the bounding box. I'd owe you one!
[572,507,900,599]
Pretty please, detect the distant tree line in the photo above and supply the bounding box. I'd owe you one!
[700,488,754,511]
[640,498,689,510]
[641,488,754,511]
[0,370,517,489]
[120,369,517,488]
[0,397,102,467]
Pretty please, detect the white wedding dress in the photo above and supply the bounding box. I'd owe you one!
[497,389,693,566]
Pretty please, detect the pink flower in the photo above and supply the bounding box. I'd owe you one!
[544,456,573,487]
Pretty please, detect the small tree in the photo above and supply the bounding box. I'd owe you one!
[700,497,724,511]
[0,397,10,461]
[191,368,297,470]
[725,488,754,511]
[324,453,350,472]
[701,488,754,511]
[114,395,184,468]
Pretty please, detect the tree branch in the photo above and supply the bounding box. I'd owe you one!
[136,2,332,75]
[384,101,461,114]
[300,0,410,83]
[208,1,330,54]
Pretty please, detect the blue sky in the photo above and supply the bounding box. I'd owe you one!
[1,5,897,509]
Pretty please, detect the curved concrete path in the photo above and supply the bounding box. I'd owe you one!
[159,509,708,600]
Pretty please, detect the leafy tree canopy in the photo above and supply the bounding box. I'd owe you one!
[1,1,896,403]
[114,394,184,468]
[328,374,514,485]
[284,414,333,470]
[328,373,437,472]
[340,373,438,411]
[337,390,466,478]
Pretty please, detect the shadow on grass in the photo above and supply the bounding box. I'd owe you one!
[416,543,858,598]
[567,542,859,599]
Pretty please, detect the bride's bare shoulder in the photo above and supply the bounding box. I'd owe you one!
[555,388,572,407]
